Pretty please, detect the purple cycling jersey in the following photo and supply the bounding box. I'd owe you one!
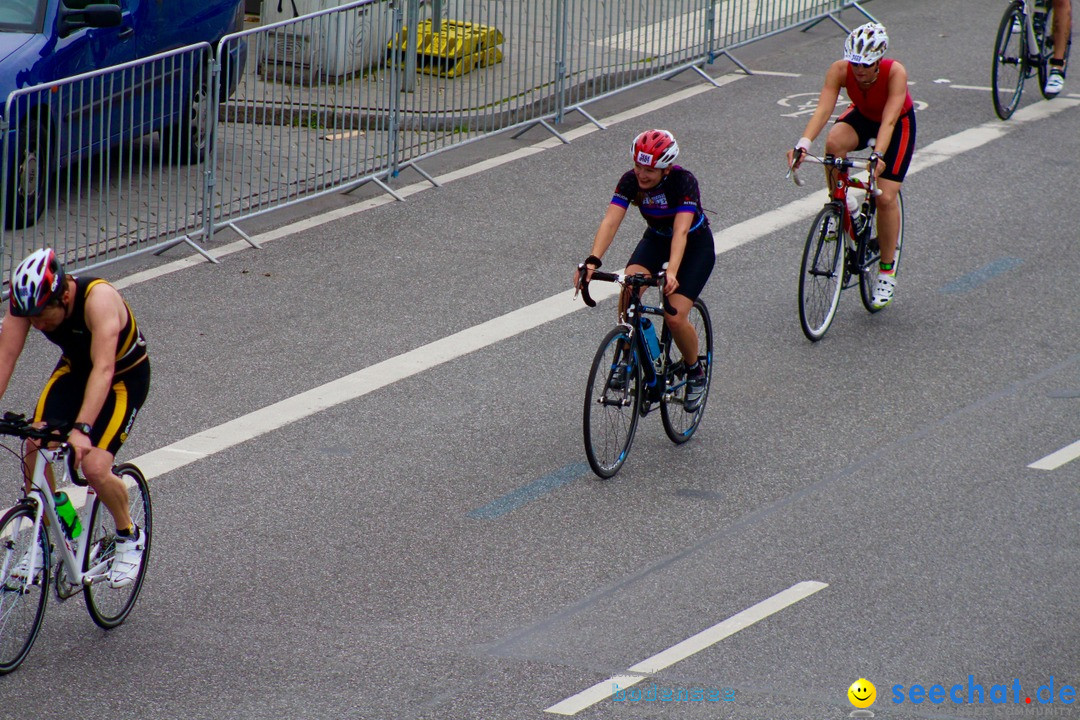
[611,166,708,235]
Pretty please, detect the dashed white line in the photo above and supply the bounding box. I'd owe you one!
[543,580,829,715]
[1028,439,1080,470]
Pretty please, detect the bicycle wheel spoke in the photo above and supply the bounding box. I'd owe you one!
[661,299,713,443]
[583,330,640,478]
[993,2,1026,119]
[84,464,152,628]
[799,206,844,341]
[0,506,49,674]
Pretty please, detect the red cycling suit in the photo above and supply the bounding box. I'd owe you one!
[837,59,917,182]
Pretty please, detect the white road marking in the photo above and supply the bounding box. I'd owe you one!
[1028,439,1080,470]
[110,88,1077,482]
[543,580,829,715]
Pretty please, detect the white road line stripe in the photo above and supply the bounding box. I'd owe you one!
[1028,439,1080,470]
[544,581,828,715]
[118,91,1078,481]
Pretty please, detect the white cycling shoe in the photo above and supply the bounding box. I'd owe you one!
[108,526,144,588]
[871,273,897,309]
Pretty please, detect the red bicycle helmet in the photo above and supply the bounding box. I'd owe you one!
[632,129,679,169]
[10,248,65,317]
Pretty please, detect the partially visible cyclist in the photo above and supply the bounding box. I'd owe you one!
[0,248,149,588]
[786,22,916,309]
[1045,0,1072,95]
[574,129,715,411]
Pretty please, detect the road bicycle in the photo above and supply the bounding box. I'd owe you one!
[788,151,904,341]
[576,268,713,478]
[0,413,152,674]
[993,0,1073,119]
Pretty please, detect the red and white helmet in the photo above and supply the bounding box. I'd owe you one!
[632,129,679,169]
[844,22,889,65]
[9,248,65,317]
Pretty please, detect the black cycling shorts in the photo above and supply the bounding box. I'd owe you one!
[34,358,150,457]
[626,225,715,303]
[835,105,917,182]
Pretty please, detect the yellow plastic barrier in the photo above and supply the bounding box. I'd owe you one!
[388,19,504,78]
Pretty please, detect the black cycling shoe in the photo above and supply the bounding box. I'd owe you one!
[606,364,628,391]
[684,367,707,412]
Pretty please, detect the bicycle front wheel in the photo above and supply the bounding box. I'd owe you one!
[0,504,50,674]
[84,463,152,628]
[583,328,642,478]
[799,204,844,341]
[993,1,1027,119]
[661,300,713,444]
[860,191,904,313]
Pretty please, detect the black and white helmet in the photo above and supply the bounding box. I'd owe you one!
[9,248,65,317]
[844,22,889,65]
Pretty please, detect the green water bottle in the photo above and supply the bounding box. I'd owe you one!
[54,491,82,540]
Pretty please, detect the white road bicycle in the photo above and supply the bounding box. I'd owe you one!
[993,0,1072,119]
[0,412,151,674]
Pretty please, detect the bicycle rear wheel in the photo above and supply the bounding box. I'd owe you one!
[860,191,904,313]
[799,204,844,341]
[84,463,152,628]
[660,300,713,444]
[0,504,49,674]
[993,1,1027,119]
[583,328,642,478]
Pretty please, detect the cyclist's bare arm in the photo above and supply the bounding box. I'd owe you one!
[788,61,845,169]
[0,313,30,402]
[576,203,628,287]
[74,286,124,450]
[665,211,695,296]
[870,61,910,173]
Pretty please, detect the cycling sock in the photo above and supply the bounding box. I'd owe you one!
[879,261,895,275]
[686,361,704,378]
[1050,58,1065,68]
[117,525,138,540]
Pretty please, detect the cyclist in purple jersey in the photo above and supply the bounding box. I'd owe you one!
[575,129,715,411]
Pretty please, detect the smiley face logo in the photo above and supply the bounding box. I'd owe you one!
[848,678,876,709]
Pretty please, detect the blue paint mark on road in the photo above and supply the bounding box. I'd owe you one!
[469,462,588,519]
[940,257,1023,294]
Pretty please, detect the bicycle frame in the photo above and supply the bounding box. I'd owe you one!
[9,445,109,591]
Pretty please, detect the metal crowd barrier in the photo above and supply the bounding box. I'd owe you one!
[0,0,873,279]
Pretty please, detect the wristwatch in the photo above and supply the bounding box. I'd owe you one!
[72,422,92,436]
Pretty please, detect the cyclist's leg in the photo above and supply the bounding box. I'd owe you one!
[877,109,916,267]
[663,229,715,365]
[1052,0,1071,64]
[80,363,149,533]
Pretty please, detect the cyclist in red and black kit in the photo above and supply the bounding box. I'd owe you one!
[575,129,715,411]
[786,22,916,309]
[0,248,149,588]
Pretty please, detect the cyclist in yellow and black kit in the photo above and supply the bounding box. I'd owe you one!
[0,248,149,588]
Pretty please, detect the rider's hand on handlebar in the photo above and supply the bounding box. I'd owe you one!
[574,255,602,291]
[787,137,811,171]
[662,271,679,297]
[868,151,884,177]
[67,425,93,470]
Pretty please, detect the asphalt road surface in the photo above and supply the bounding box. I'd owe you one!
[0,1,1076,719]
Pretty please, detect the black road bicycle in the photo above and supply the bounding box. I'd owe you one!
[576,269,712,478]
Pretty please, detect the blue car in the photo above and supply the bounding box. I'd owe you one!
[0,0,247,228]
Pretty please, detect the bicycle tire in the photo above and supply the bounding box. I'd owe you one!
[993,1,1027,119]
[0,503,50,674]
[660,299,713,444]
[1038,6,1071,98]
[860,191,904,313]
[583,328,642,479]
[799,204,845,341]
[84,463,152,628]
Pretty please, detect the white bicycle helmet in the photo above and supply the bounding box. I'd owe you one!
[844,22,889,65]
[9,248,65,317]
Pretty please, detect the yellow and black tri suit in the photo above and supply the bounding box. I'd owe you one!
[33,277,150,456]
